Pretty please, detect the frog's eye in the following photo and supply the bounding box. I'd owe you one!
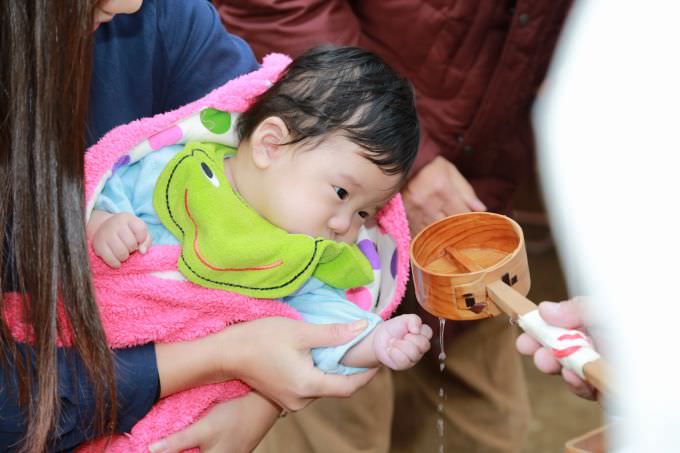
[200,162,220,187]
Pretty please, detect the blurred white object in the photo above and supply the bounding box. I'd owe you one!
[534,1,680,451]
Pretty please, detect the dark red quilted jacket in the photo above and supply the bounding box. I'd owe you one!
[216,0,571,213]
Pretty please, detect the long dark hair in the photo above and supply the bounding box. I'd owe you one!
[0,1,117,451]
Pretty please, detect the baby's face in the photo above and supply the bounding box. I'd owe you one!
[258,135,401,243]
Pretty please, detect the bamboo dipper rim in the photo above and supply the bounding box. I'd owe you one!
[410,211,524,278]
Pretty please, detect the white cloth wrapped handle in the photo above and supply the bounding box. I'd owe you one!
[518,310,600,380]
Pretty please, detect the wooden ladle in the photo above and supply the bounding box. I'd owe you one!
[410,212,609,395]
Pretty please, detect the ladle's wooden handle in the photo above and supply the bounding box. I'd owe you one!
[486,280,536,319]
[487,280,610,396]
[582,360,608,396]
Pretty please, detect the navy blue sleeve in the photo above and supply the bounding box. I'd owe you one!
[0,343,159,452]
[88,0,258,146]
[158,0,259,109]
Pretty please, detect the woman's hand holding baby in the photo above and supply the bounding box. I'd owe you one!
[87,210,152,268]
[148,391,279,453]
[151,316,385,452]
[219,317,380,412]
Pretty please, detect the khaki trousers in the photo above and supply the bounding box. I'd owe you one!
[255,289,530,453]
[254,367,394,453]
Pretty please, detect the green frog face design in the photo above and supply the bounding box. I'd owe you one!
[152,141,372,299]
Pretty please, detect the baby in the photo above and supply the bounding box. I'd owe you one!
[86,46,431,374]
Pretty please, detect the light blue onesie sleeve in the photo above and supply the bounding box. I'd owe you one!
[93,145,183,245]
[284,277,382,375]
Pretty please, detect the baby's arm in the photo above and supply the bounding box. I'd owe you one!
[87,210,151,268]
[285,279,432,373]
[343,314,432,370]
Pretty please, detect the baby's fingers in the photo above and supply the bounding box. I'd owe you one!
[127,216,150,253]
[96,243,122,268]
[386,345,412,370]
[139,233,152,255]
[406,315,422,334]
[419,324,433,340]
[117,227,141,253]
[392,339,423,363]
[108,237,131,263]
[403,333,431,354]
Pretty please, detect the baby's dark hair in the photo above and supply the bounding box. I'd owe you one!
[237,45,420,179]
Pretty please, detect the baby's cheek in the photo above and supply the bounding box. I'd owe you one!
[280,216,323,239]
[263,204,302,234]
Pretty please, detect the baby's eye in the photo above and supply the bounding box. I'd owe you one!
[357,211,370,219]
[335,187,348,200]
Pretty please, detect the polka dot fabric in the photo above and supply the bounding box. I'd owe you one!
[348,213,407,319]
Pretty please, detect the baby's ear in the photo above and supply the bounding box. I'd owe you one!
[250,116,289,169]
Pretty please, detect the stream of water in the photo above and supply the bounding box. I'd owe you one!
[437,317,447,453]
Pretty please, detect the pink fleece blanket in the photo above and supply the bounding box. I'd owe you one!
[5,54,411,452]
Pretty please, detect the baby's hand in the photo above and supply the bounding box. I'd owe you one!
[373,314,432,370]
[91,212,151,268]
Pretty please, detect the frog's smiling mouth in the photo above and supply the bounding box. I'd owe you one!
[184,189,283,272]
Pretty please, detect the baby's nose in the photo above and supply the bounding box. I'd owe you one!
[328,213,353,236]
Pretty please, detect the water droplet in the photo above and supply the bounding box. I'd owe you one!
[438,318,446,352]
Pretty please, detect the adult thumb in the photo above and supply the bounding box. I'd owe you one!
[299,319,368,349]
